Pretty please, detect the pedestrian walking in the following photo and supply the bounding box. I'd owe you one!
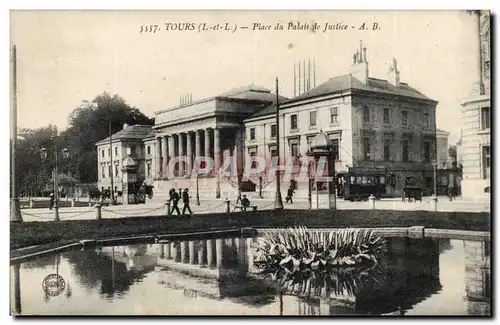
[49,193,54,210]
[170,189,181,215]
[182,188,193,216]
[286,185,294,204]
[241,194,251,212]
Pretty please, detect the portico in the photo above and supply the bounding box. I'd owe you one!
[143,85,280,199]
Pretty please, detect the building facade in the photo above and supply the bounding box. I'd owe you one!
[97,43,438,200]
[460,10,491,199]
[436,129,450,168]
[95,124,152,193]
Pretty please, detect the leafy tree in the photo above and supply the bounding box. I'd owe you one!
[59,92,153,182]
[15,92,153,194]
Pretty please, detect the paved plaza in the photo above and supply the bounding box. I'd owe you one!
[18,195,490,223]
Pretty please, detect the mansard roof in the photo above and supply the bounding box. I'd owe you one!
[250,74,436,118]
[95,124,153,146]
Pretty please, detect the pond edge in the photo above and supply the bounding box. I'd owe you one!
[10,226,489,265]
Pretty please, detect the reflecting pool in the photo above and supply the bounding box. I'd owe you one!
[10,235,491,316]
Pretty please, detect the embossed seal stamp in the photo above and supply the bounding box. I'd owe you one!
[42,274,65,297]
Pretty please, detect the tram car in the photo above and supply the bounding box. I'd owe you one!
[337,167,388,201]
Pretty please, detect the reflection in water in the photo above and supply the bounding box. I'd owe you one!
[10,235,491,316]
[64,244,156,299]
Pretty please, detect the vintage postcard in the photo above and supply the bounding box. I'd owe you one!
[9,10,491,316]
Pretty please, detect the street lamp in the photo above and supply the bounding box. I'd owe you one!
[431,160,438,211]
[41,145,70,221]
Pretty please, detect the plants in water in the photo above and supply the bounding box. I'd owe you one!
[253,227,387,298]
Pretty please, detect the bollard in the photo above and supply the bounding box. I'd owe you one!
[71,197,76,207]
[29,197,34,209]
[368,194,376,210]
[431,195,438,211]
[165,200,171,216]
[225,198,230,214]
[95,203,102,220]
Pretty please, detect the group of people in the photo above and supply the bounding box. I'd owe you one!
[168,188,193,216]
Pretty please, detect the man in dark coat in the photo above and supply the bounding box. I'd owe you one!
[286,185,295,204]
[170,189,181,215]
[182,188,193,216]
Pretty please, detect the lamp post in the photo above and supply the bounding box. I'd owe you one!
[274,77,284,210]
[431,160,438,211]
[41,145,69,221]
[196,173,200,206]
[10,45,22,222]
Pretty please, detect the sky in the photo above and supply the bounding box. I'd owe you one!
[10,10,480,144]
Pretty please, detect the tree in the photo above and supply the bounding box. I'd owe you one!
[59,92,153,183]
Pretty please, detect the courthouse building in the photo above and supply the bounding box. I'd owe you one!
[460,10,491,199]
[96,42,438,199]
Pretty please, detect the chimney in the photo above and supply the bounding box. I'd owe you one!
[388,57,400,87]
[350,41,369,85]
[123,123,129,129]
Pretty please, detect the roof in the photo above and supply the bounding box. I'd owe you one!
[250,74,436,118]
[96,124,153,146]
[218,84,288,103]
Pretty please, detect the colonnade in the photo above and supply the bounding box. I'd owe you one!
[157,238,249,269]
[154,128,222,178]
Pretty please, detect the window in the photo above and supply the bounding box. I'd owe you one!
[363,138,371,160]
[250,151,258,169]
[108,148,111,157]
[270,148,278,157]
[481,107,490,130]
[423,112,430,128]
[291,143,299,157]
[101,165,106,178]
[483,146,490,179]
[330,107,339,124]
[250,128,256,140]
[309,111,317,126]
[115,146,118,156]
[108,165,112,178]
[147,145,151,155]
[290,114,298,130]
[270,124,277,138]
[402,110,409,126]
[363,106,370,122]
[115,164,119,177]
[383,108,390,124]
[402,139,409,162]
[383,139,391,161]
[147,163,151,177]
[131,145,136,155]
[101,150,105,158]
[423,141,431,163]
[332,139,339,160]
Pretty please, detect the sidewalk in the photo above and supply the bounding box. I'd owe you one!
[18,195,490,223]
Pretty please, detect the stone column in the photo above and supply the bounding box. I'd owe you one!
[207,239,215,268]
[236,237,247,267]
[186,132,193,177]
[180,241,188,263]
[216,238,223,268]
[195,130,201,166]
[198,240,207,267]
[189,240,196,264]
[214,128,221,198]
[178,133,185,177]
[165,243,172,259]
[159,244,165,258]
[168,135,175,178]
[174,242,181,262]
[161,136,168,177]
[204,129,211,158]
[155,137,162,177]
